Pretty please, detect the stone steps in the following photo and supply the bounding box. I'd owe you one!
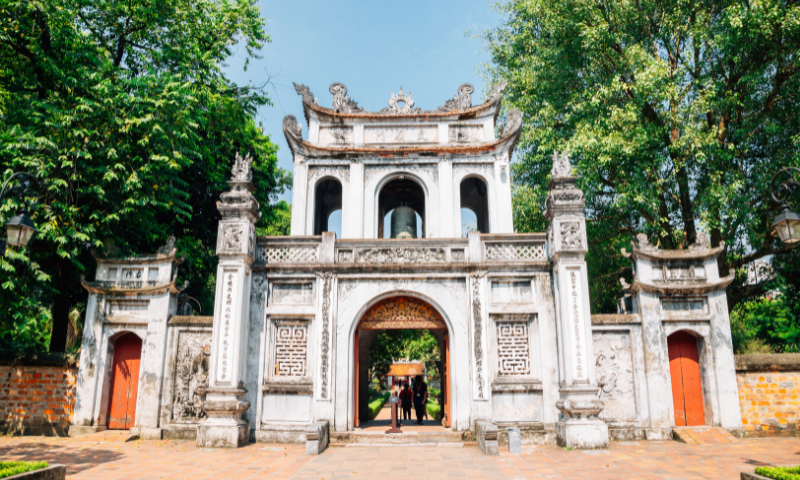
[672,426,738,445]
[330,431,467,447]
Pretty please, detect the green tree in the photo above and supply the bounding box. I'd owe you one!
[482,0,800,312]
[0,0,290,351]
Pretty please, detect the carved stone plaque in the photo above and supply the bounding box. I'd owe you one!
[593,331,637,421]
[364,125,438,144]
[491,280,533,304]
[318,125,354,145]
[448,124,484,143]
[171,331,212,423]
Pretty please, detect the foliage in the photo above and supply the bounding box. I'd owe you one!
[755,466,800,480]
[731,297,799,354]
[367,392,390,421]
[481,0,800,313]
[426,398,442,420]
[0,0,290,350]
[258,201,292,237]
[367,330,441,383]
[0,461,48,479]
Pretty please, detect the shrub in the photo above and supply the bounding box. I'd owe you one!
[426,399,442,420]
[368,392,391,421]
[755,466,800,480]
[0,461,48,479]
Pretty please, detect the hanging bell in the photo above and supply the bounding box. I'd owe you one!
[390,206,417,239]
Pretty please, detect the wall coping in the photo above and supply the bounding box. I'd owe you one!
[735,353,800,372]
[0,351,79,368]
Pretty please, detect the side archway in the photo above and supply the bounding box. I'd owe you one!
[668,330,706,426]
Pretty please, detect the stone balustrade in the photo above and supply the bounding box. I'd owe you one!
[255,232,547,266]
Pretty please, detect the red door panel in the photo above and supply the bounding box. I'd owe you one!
[668,331,705,427]
[354,330,359,428]
[107,333,142,430]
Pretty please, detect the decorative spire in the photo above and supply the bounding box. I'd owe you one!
[551,150,572,178]
[381,87,422,115]
[231,152,253,182]
[438,83,474,112]
[329,82,363,113]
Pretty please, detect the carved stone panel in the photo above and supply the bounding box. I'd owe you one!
[364,125,437,144]
[270,283,313,305]
[318,125,354,145]
[355,247,446,264]
[496,322,531,376]
[491,280,533,304]
[448,124,484,143]
[592,331,637,422]
[171,331,212,423]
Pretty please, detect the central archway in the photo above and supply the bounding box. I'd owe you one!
[353,295,451,429]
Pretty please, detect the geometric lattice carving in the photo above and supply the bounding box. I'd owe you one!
[497,322,530,376]
[274,323,308,377]
[485,243,546,261]
[260,246,318,263]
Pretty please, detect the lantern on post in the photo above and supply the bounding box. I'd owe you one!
[0,173,41,251]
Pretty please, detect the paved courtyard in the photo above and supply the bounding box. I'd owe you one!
[0,432,798,479]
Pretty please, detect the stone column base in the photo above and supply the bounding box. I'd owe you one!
[68,425,107,437]
[197,424,250,448]
[556,420,609,449]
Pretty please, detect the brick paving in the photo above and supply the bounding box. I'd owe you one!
[672,426,739,445]
[0,433,798,479]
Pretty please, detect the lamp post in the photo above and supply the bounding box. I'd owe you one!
[771,167,800,245]
[0,172,41,252]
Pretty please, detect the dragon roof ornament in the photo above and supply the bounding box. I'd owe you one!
[293,82,317,105]
[438,83,474,112]
[330,83,363,113]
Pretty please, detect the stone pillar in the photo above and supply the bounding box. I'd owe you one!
[437,157,455,237]
[197,153,260,448]
[347,161,364,239]
[546,151,608,449]
[290,153,308,236]
[494,152,514,234]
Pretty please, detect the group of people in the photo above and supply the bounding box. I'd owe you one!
[397,374,428,425]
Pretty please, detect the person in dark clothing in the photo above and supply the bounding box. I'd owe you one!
[399,382,413,421]
[412,375,427,425]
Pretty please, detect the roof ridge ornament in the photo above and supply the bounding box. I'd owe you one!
[487,81,509,102]
[688,232,711,252]
[329,82,363,113]
[293,82,317,105]
[502,110,523,137]
[438,83,474,112]
[381,86,422,115]
[551,150,572,177]
[283,115,302,137]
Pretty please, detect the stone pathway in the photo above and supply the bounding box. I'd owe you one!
[357,400,448,433]
[0,433,798,479]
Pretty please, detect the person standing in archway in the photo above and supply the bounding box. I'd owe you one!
[399,381,413,421]
[412,375,428,425]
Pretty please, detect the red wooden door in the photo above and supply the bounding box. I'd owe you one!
[668,331,705,426]
[354,330,359,428]
[444,331,451,428]
[107,333,142,429]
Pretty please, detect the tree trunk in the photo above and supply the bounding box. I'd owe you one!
[676,165,697,246]
[49,257,72,352]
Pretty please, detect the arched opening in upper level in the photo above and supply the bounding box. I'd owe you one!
[314,178,342,236]
[378,177,425,238]
[460,176,489,234]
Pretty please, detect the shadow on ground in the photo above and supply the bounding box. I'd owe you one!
[0,442,124,474]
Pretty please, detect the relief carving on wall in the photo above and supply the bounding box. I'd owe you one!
[320,273,332,398]
[308,165,350,183]
[592,331,637,421]
[449,124,484,143]
[560,221,583,249]
[171,332,212,423]
[355,247,446,264]
[223,225,243,251]
[472,271,487,398]
[497,322,531,376]
[359,296,445,330]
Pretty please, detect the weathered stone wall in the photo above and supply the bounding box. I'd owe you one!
[0,353,78,436]
[736,354,800,437]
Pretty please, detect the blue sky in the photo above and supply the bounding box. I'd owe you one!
[224,0,506,213]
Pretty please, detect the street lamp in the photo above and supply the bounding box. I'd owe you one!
[0,172,41,251]
[771,167,800,245]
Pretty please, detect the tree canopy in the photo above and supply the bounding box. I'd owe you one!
[482,0,800,316]
[0,0,291,351]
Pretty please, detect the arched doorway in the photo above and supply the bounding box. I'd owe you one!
[314,178,342,235]
[668,330,705,426]
[353,296,451,429]
[460,176,489,233]
[107,333,142,429]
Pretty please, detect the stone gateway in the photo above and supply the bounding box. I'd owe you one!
[69,82,742,450]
